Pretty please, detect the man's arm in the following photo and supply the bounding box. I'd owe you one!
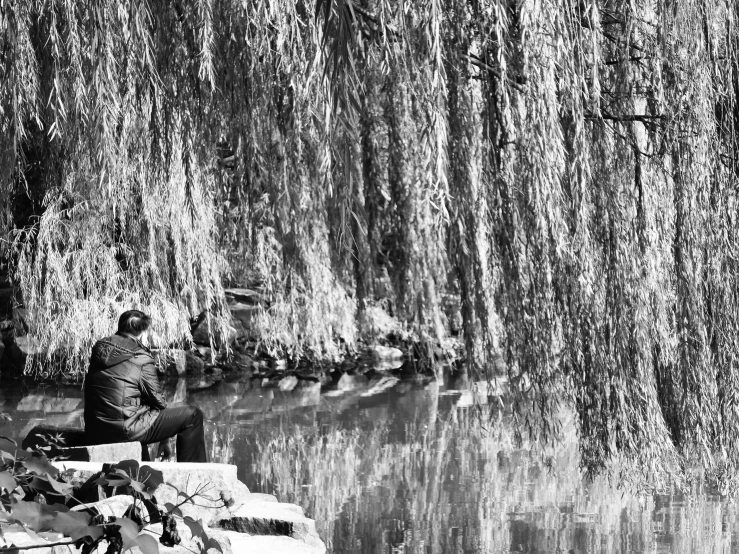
[138,355,168,410]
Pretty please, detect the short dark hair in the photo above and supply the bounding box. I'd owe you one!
[118,310,152,336]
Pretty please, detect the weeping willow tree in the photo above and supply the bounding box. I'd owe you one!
[3,0,739,479]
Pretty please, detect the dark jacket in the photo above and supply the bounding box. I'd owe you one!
[84,333,167,443]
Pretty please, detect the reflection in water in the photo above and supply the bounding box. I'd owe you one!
[0,374,737,553]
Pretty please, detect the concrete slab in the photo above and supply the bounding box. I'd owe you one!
[223,532,326,554]
[216,500,324,551]
[52,461,250,524]
[61,441,142,462]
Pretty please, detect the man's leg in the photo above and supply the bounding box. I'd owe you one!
[137,406,207,463]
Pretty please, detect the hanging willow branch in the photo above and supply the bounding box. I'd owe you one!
[2,0,739,486]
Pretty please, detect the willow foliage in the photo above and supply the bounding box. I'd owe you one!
[2,0,739,478]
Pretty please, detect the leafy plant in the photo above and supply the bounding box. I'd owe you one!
[0,437,225,554]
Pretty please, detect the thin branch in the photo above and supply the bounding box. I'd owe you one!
[601,56,650,66]
[3,540,76,551]
[466,54,527,92]
[601,30,648,54]
[170,482,214,511]
[351,4,399,36]
[586,112,664,122]
[145,527,199,554]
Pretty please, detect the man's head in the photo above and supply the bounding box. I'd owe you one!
[117,310,151,343]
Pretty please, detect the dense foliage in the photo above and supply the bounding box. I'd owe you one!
[3,0,739,476]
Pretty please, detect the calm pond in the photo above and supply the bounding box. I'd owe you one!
[0,369,733,553]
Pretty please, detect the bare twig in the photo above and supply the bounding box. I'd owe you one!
[602,56,650,66]
[3,540,76,551]
[351,4,399,36]
[585,112,664,122]
[170,482,215,511]
[466,54,527,92]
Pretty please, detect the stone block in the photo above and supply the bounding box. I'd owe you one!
[153,349,187,376]
[245,492,279,503]
[0,523,64,554]
[216,500,325,551]
[136,522,234,554]
[224,288,263,305]
[71,495,135,517]
[375,358,404,371]
[278,375,298,392]
[232,352,252,367]
[51,461,250,525]
[23,425,141,462]
[372,344,404,360]
[19,412,84,439]
[144,462,250,523]
[230,303,259,329]
[60,442,142,462]
[196,345,213,359]
[168,349,187,376]
[191,316,237,347]
[42,520,233,554]
[23,425,88,450]
[186,351,205,375]
[224,532,326,554]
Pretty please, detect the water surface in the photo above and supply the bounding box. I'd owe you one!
[0,371,736,553]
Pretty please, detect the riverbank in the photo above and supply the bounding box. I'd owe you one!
[0,285,466,384]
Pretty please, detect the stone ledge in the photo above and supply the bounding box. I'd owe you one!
[46,461,325,552]
[0,524,65,554]
[61,442,142,462]
[23,425,142,462]
[224,531,326,554]
[216,500,325,552]
[0,486,325,554]
[53,461,250,524]
[23,425,88,449]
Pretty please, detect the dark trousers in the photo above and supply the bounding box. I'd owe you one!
[138,405,207,463]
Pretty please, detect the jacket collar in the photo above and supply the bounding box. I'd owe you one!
[115,332,152,354]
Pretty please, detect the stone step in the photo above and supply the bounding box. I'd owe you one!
[24,427,142,462]
[0,480,324,554]
[23,425,88,448]
[223,532,326,554]
[1,519,235,554]
[52,461,250,524]
[0,524,65,554]
[64,442,142,462]
[224,288,264,305]
[215,500,325,552]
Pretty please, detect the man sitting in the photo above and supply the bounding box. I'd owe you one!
[84,310,207,463]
